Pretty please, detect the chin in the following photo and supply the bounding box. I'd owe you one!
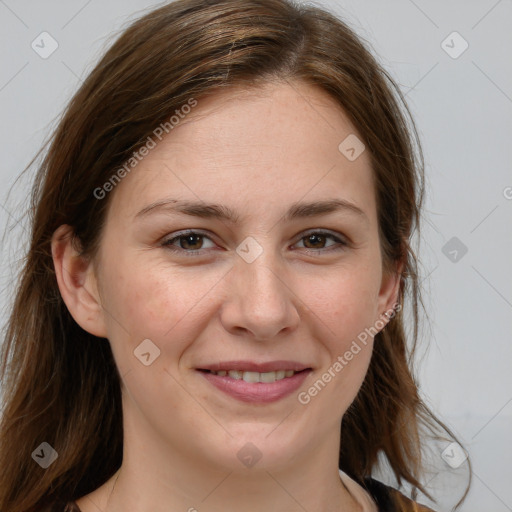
[206,427,308,472]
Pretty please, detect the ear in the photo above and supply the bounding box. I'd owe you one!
[376,258,404,327]
[51,224,108,338]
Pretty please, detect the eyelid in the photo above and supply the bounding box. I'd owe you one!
[298,228,348,244]
[161,229,216,249]
[161,228,349,255]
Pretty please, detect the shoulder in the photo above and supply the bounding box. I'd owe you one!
[362,477,437,512]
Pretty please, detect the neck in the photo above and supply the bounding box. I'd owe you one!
[79,464,361,512]
[76,403,362,512]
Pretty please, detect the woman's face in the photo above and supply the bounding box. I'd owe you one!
[84,80,399,472]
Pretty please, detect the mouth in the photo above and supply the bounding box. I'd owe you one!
[195,361,313,403]
[196,368,309,383]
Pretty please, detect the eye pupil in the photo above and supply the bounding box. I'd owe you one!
[181,234,202,250]
[304,234,325,249]
[165,230,343,255]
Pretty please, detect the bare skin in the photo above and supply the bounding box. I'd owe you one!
[52,79,399,512]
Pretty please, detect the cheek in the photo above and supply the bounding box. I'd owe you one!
[300,263,380,398]
[303,277,377,415]
[101,255,225,363]
[106,258,184,330]
[305,263,381,340]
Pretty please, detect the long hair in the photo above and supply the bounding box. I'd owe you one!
[0,1,471,510]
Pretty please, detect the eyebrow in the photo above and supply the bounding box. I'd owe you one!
[135,198,368,223]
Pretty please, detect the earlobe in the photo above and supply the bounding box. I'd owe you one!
[377,259,404,328]
[51,224,108,338]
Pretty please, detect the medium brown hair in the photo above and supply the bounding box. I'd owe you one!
[0,0,471,510]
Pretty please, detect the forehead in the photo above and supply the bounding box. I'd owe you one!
[106,80,375,223]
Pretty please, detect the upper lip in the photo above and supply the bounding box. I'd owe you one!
[197,360,312,373]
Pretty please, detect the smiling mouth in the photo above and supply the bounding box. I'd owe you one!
[197,367,313,403]
[197,368,311,383]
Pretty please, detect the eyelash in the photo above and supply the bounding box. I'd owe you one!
[161,229,348,257]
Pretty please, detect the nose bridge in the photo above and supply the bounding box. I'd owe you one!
[222,235,299,338]
[243,251,283,297]
[237,236,288,305]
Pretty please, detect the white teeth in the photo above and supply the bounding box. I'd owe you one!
[242,371,260,383]
[260,371,277,383]
[211,369,300,382]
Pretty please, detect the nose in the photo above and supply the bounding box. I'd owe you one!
[219,249,300,340]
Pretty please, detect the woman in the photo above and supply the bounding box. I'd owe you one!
[0,0,471,511]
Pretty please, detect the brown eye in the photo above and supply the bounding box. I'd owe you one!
[162,229,347,258]
[295,231,347,253]
[302,233,328,249]
[175,233,204,250]
[162,230,216,256]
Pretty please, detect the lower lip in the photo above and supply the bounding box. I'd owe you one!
[197,369,312,403]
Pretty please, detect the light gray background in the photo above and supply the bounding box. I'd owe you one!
[0,1,511,511]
